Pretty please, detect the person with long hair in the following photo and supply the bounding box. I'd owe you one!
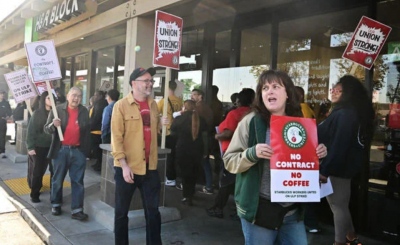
[318,75,374,245]
[171,100,207,206]
[224,70,327,245]
[26,91,54,203]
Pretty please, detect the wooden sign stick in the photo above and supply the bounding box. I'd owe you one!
[161,68,171,149]
[46,81,64,141]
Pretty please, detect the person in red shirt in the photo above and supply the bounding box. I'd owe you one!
[206,88,255,218]
[44,87,91,221]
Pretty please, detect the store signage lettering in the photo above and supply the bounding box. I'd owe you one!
[35,0,85,32]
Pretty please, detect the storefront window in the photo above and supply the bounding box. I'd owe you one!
[116,46,125,97]
[62,57,72,96]
[74,53,89,105]
[212,24,272,103]
[277,7,367,110]
[96,48,115,91]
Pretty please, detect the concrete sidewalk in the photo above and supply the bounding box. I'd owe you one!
[0,142,391,245]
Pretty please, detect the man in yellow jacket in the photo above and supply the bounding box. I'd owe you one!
[111,67,168,245]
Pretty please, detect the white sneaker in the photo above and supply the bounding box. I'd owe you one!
[165,179,176,187]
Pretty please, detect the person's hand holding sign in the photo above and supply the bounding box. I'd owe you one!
[53,118,61,127]
[256,143,273,159]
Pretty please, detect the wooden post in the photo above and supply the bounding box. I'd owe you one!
[46,81,64,141]
[161,68,171,149]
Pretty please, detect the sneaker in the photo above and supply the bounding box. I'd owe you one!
[199,186,214,195]
[176,183,183,191]
[346,237,362,245]
[52,207,62,216]
[1,153,6,158]
[165,179,176,187]
[71,211,89,221]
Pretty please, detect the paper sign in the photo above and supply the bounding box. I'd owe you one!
[153,11,183,70]
[3,69,37,104]
[270,115,320,202]
[25,40,62,82]
[342,16,392,69]
[320,177,333,198]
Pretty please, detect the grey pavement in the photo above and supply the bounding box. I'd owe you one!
[0,142,392,245]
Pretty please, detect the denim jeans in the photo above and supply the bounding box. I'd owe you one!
[114,167,161,245]
[240,210,307,245]
[51,146,86,214]
[202,156,213,190]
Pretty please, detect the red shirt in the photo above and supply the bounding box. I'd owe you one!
[63,106,80,146]
[136,100,151,163]
[219,106,251,153]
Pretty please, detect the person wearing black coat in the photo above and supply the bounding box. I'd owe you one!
[89,90,108,171]
[318,75,374,245]
[171,100,207,206]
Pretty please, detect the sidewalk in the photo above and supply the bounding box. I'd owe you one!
[0,142,390,245]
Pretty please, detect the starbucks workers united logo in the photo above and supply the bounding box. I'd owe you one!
[283,121,307,149]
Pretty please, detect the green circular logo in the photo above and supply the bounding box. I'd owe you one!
[283,121,307,149]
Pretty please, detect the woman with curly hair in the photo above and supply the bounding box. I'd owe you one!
[318,75,374,245]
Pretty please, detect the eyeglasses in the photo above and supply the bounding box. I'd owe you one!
[135,79,155,84]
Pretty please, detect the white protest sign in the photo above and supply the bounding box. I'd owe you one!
[25,40,62,82]
[3,69,37,104]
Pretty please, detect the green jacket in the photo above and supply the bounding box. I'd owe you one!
[224,112,266,222]
[26,109,52,150]
[224,112,303,223]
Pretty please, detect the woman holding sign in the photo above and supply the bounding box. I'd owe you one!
[26,91,54,203]
[318,75,374,245]
[224,70,327,245]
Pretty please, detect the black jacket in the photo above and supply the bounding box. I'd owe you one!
[318,106,365,178]
[90,99,108,131]
[0,100,12,119]
[44,102,91,159]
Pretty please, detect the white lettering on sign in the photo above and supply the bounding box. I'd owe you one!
[155,20,181,60]
[347,24,386,55]
[34,0,84,33]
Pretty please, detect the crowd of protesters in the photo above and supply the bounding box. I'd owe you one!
[3,64,374,245]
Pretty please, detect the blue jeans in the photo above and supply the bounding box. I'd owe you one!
[51,146,86,214]
[202,156,213,190]
[114,167,161,245]
[240,210,307,245]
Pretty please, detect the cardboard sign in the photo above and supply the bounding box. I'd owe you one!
[25,40,62,82]
[153,11,183,70]
[270,115,320,202]
[3,69,37,104]
[342,16,391,69]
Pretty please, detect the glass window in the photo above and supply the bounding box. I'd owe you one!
[96,48,115,91]
[277,7,367,111]
[116,46,125,97]
[62,57,72,95]
[73,54,89,105]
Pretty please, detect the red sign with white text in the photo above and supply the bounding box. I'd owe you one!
[153,11,183,70]
[270,115,320,202]
[342,16,391,69]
